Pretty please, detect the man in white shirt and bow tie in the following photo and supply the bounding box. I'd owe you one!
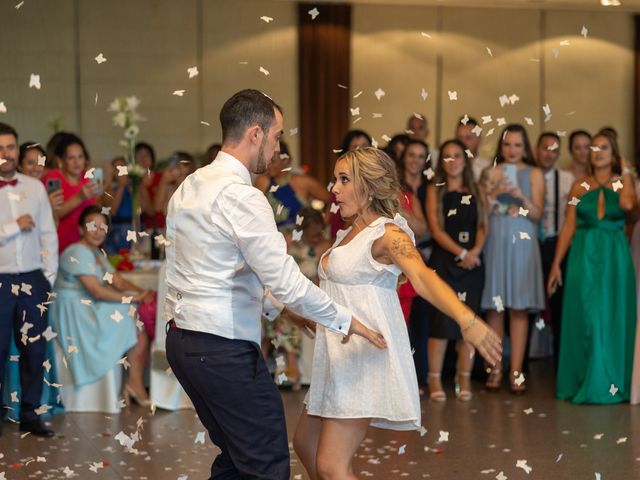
[0,122,58,438]
[164,89,385,479]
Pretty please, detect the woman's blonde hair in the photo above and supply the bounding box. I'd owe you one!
[337,147,401,218]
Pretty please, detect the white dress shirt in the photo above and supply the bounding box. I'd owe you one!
[164,151,352,345]
[540,167,574,240]
[0,172,58,285]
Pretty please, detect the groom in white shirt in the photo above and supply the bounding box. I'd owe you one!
[164,89,385,479]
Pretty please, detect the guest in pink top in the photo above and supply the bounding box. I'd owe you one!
[42,133,100,252]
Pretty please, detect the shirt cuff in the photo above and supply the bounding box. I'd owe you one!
[262,289,284,322]
[325,303,352,337]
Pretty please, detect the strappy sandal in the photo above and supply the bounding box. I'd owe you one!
[455,372,473,401]
[428,372,447,402]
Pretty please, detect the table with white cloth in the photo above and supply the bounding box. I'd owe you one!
[122,262,193,411]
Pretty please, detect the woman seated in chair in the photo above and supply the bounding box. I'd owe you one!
[49,206,154,408]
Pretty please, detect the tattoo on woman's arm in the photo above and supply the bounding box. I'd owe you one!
[390,236,421,261]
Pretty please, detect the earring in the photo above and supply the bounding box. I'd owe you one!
[368,196,373,202]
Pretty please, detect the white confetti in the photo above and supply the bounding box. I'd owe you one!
[420,88,428,101]
[496,472,507,480]
[617,437,627,444]
[609,384,618,396]
[94,53,107,64]
[80,299,92,306]
[581,25,588,38]
[438,431,449,442]
[486,47,493,57]
[482,115,493,124]
[269,184,279,193]
[0,101,6,113]
[423,168,435,180]
[535,318,545,330]
[524,408,533,415]
[457,291,467,302]
[292,230,303,242]
[472,125,483,137]
[111,310,124,323]
[509,94,520,104]
[499,95,510,107]
[330,203,340,214]
[117,356,131,370]
[374,88,385,100]
[187,66,199,78]
[524,117,534,126]
[350,107,360,116]
[497,117,507,126]
[29,73,41,89]
[398,444,406,455]
[20,283,32,295]
[519,232,531,240]
[493,295,504,312]
[308,7,319,20]
[260,15,273,23]
[103,272,113,284]
[116,165,128,176]
[447,209,457,217]
[515,459,532,474]
[289,127,298,136]
[37,154,46,166]
[514,372,525,386]
[519,207,529,217]
[34,404,52,416]
[448,90,458,101]
[173,90,186,96]
[461,195,472,205]
[612,180,623,192]
[42,326,57,341]
[126,230,137,242]
[568,197,580,206]
[121,296,133,304]
[85,221,97,232]
[560,39,570,46]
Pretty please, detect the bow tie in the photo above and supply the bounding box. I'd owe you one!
[0,179,18,188]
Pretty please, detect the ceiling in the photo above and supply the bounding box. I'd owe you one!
[290,0,640,13]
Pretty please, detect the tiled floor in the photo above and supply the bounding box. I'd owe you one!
[1,360,638,479]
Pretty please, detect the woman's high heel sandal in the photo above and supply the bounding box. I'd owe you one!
[428,372,447,402]
[510,370,527,395]
[124,384,151,407]
[485,365,503,392]
[455,372,473,401]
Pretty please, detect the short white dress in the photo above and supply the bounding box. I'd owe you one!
[305,214,421,431]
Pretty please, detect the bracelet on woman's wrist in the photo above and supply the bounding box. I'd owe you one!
[461,314,477,333]
[455,248,468,262]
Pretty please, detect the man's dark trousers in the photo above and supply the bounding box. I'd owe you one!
[0,270,50,422]
[166,324,290,480]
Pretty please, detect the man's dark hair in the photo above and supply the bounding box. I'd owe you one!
[220,89,282,143]
[537,131,560,146]
[0,122,18,141]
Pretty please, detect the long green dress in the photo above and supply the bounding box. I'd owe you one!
[557,186,637,404]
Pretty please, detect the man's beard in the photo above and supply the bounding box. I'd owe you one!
[252,137,269,174]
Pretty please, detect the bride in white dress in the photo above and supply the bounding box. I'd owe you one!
[293,147,502,479]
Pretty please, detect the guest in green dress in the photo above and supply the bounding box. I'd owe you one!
[49,206,154,406]
[548,130,637,404]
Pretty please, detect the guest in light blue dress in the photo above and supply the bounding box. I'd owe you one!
[49,206,154,406]
[481,124,545,394]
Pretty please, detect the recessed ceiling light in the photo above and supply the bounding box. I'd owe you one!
[601,0,622,6]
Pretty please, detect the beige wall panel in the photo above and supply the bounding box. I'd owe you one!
[78,0,199,165]
[352,5,439,149]
[543,11,634,167]
[440,7,542,160]
[201,0,299,163]
[0,0,77,146]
